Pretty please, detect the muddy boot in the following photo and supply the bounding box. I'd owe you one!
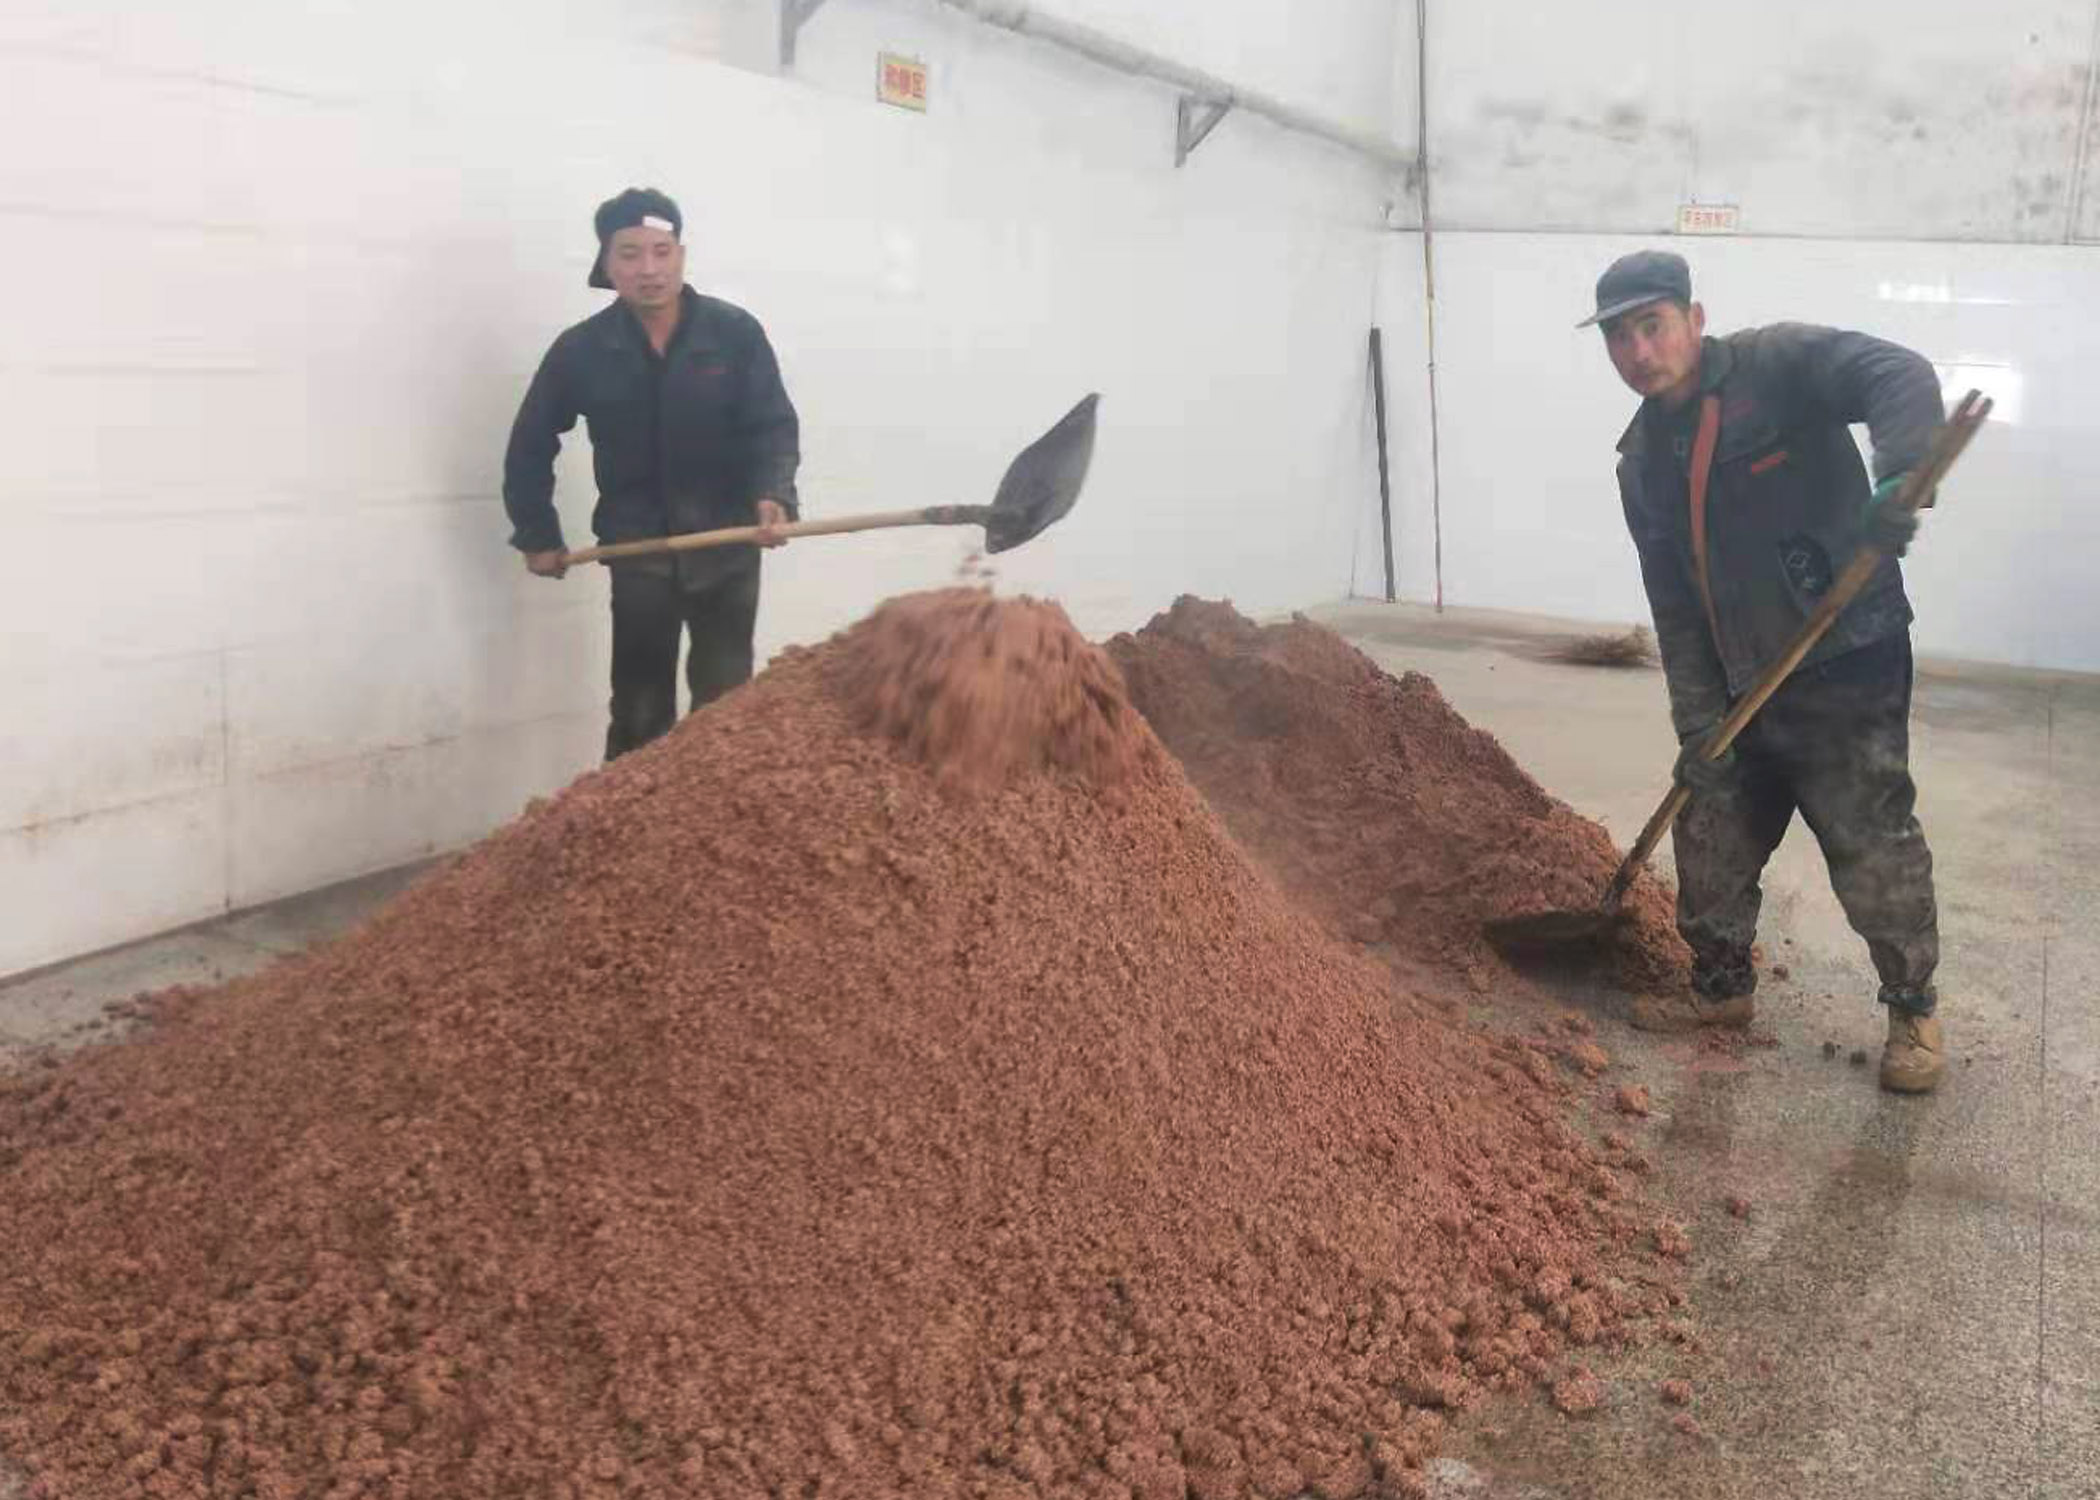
[1628,992,1756,1033]
[1880,1009,1946,1094]
[1632,948,1756,1033]
[1621,991,1755,1029]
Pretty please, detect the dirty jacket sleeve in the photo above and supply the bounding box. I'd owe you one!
[737,321,802,520]
[502,337,580,554]
[1620,455,1731,739]
[1756,323,1944,483]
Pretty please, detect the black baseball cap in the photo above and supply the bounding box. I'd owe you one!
[588,188,682,289]
[1577,250,1692,328]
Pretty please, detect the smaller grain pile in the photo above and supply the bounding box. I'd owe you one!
[0,590,1673,1500]
[1108,598,1691,994]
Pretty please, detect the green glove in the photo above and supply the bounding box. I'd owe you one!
[1862,474,1922,557]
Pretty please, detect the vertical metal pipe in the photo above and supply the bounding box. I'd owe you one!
[1415,0,1445,611]
[2066,0,2100,241]
[1369,327,1397,602]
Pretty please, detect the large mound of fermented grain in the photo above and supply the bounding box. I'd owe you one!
[0,590,1671,1500]
[1108,599,1691,993]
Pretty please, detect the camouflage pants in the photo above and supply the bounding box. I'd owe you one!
[1673,635,1939,1015]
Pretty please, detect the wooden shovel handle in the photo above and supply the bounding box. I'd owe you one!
[563,505,992,566]
[1599,389,1993,913]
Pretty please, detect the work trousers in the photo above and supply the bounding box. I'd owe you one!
[1673,635,1940,1015]
[604,562,761,761]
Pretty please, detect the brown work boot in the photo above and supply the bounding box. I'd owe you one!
[1628,992,1756,1034]
[1880,1009,1946,1094]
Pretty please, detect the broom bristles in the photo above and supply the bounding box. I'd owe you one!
[1548,625,1656,668]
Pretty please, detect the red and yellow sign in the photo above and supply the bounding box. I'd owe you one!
[1675,203,1742,236]
[878,53,929,112]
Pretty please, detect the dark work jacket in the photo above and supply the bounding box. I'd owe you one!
[503,286,800,588]
[1616,325,1943,738]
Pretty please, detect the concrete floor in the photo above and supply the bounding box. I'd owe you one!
[3,602,2096,1497]
[1314,601,2100,1500]
[0,863,436,1067]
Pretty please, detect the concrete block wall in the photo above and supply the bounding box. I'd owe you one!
[0,0,1410,975]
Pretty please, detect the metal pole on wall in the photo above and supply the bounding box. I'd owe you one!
[1369,328,1397,602]
[1416,0,1444,611]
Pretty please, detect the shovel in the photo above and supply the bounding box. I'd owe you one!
[1484,388,1993,956]
[561,393,1100,567]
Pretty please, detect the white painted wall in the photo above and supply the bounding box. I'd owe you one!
[1354,0,2100,676]
[0,0,1408,975]
[791,0,1410,165]
[1011,0,1407,138]
[1374,233,2093,671]
[25,0,2097,974]
[1425,0,2100,243]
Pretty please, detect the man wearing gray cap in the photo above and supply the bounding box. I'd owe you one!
[1583,250,1949,1093]
[503,188,801,759]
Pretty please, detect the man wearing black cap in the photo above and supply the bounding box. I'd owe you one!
[502,187,801,759]
[1583,250,1950,1093]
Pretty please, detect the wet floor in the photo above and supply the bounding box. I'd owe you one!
[1322,599,2100,1499]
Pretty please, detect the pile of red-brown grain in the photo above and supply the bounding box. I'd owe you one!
[1108,597,1691,994]
[0,590,1679,1500]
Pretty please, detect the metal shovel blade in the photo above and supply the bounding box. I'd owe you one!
[984,393,1100,553]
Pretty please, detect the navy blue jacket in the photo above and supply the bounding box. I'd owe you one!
[1617,325,1942,735]
[504,287,799,582]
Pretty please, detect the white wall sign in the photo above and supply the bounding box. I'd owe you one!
[1676,203,1742,235]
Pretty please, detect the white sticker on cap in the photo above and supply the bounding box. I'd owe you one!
[642,215,675,232]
